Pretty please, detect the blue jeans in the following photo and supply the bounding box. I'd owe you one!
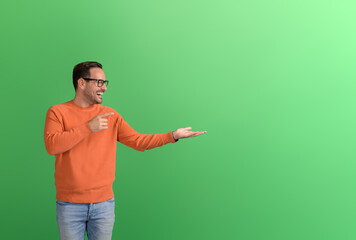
[56,198,115,240]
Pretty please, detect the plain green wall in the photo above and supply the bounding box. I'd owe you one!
[2,0,356,239]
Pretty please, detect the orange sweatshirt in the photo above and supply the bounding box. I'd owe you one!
[44,100,176,203]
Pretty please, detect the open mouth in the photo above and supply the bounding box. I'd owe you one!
[97,92,103,99]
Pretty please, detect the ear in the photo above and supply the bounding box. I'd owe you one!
[78,78,86,89]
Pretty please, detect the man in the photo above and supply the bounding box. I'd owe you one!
[44,61,207,240]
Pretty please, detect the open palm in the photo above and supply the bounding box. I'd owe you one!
[173,127,207,140]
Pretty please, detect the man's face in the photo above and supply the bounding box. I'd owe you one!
[82,67,107,104]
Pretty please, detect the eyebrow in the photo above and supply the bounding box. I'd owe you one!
[86,78,107,81]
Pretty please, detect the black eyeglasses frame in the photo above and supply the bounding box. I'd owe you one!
[83,78,109,87]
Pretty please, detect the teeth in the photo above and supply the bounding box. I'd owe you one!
[97,92,103,95]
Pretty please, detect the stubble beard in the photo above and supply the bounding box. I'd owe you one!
[84,87,102,105]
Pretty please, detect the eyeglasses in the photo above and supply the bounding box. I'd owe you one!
[83,78,109,87]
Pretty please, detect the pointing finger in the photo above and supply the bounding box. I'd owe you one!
[99,112,114,118]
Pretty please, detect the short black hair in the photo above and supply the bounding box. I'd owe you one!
[72,61,103,90]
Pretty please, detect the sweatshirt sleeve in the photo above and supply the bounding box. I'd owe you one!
[117,115,176,152]
[44,107,92,155]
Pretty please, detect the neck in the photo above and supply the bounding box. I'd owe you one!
[73,95,93,108]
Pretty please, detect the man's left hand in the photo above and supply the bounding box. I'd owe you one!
[173,127,207,140]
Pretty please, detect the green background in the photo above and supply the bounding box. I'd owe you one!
[1,0,356,239]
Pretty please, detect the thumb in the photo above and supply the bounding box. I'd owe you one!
[185,127,192,130]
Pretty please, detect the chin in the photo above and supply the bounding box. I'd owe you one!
[92,96,102,104]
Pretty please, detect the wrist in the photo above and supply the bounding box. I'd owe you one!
[172,131,178,142]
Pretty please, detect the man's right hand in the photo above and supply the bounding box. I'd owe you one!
[88,112,114,132]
